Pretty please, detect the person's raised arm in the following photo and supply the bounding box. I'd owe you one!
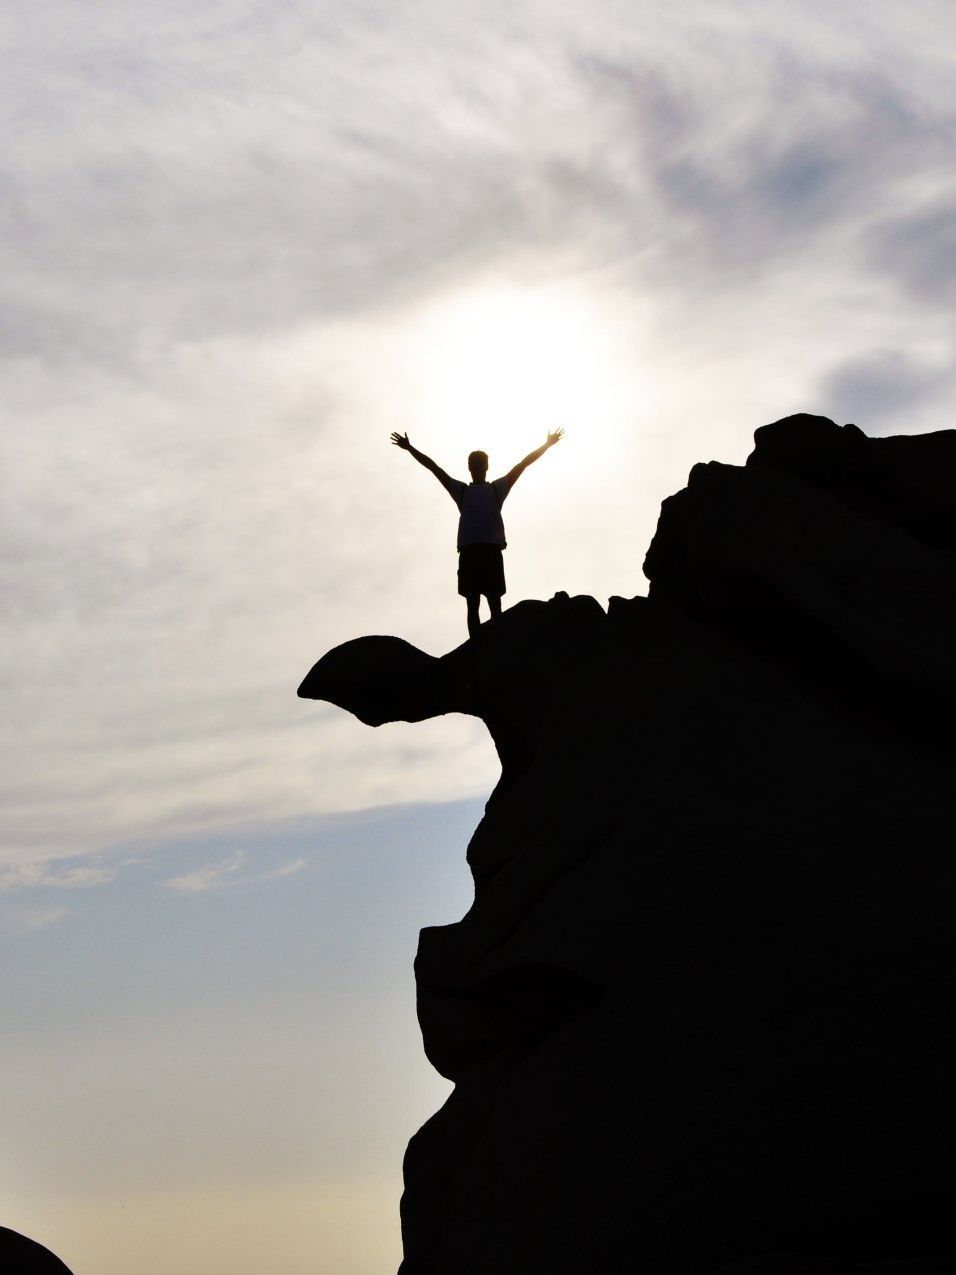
[390,432,462,502]
[501,428,564,489]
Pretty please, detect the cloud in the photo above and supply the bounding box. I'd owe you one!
[818,348,955,429]
[162,850,307,893]
[0,905,70,936]
[867,205,956,308]
[0,859,116,893]
[646,71,947,282]
[10,1,935,370]
[163,852,248,894]
[1,3,596,367]
[257,857,308,882]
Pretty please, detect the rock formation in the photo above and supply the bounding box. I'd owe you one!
[0,1227,73,1273]
[299,415,956,1275]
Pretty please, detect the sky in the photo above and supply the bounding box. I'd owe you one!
[2,1,956,1271]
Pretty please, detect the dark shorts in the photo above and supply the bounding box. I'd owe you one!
[458,543,506,599]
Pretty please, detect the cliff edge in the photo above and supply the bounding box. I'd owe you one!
[299,414,956,1275]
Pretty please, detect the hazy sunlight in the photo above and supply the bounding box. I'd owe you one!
[405,284,635,477]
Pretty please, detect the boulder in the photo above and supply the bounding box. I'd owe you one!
[0,1227,73,1273]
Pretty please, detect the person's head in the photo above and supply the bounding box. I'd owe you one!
[468,450,489,481]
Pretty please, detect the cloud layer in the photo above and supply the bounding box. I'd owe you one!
[3,0,956,870]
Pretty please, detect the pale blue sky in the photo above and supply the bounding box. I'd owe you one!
[2,0,956,1270]
[1,801,478,1272]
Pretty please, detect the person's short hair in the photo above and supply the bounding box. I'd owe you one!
[468,450,488,479]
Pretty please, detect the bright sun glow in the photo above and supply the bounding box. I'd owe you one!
[405,284,635,475]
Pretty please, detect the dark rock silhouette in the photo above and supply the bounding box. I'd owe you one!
[0,1227,73,1273]
[299,415,956,1274]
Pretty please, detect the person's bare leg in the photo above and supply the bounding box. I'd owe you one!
[488,593,502,623]
[466,594,481,639]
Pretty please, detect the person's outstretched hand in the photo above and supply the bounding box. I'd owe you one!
[391,431,411,450]
[547,428,565,447]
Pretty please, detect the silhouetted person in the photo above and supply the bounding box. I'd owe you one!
[390,429,565,637]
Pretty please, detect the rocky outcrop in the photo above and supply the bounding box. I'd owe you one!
[0,1227,73,1273]
[299,415,956,1275]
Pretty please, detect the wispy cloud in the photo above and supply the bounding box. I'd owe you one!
[163,852,248,894]
[163,851,308,893]
[257,857,308,882]
[0,859,116,893]
[0,905,70,936]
